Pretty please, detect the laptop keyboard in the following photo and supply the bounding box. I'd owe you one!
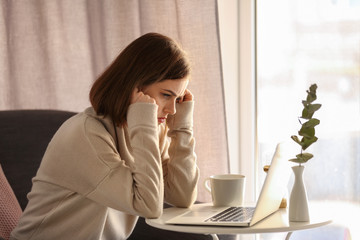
[205,207,255,223]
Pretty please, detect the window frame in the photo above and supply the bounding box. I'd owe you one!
[218,0,257,203]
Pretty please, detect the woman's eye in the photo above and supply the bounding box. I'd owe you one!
[162,93,171,98]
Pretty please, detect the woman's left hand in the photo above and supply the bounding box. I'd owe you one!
[178,89,193,103]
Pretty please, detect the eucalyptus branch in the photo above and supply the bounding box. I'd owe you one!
[290,84,321,164]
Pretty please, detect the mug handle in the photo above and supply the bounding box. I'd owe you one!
[204,178,211,193]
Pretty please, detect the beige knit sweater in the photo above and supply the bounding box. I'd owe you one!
[10,102,199,240]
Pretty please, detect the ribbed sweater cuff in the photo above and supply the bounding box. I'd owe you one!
[127,103,158,129]
[167,101,194,130]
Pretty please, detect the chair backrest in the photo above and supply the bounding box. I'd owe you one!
[0,110,76,210]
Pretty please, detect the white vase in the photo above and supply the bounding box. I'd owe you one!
[289,165,310,222]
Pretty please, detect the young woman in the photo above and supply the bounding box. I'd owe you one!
[11,33,199,240]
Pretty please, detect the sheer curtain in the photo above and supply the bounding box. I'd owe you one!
[0,0,228,201]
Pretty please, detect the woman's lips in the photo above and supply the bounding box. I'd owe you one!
[158,117,166,123]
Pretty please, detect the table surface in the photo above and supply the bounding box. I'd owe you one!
[146,203,332,235]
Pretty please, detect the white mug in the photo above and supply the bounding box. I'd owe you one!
[204,174,246,207]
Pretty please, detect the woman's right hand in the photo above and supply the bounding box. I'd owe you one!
[131,88,156,104]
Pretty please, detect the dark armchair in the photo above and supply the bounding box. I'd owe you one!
[0,110,76,210]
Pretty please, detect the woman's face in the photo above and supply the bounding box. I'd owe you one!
[142,78,189,124]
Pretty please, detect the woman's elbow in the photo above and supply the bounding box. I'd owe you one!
[179,198,196,208]
[135,199,163,218]
[171,192,197,208]
[142,205,163,219]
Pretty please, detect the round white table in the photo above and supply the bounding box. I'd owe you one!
[146,203,332,240]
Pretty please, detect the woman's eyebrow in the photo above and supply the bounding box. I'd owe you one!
[162,89,179,97]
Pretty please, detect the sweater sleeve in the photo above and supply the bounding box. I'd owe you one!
[86,103,163,218]
[162,101,199,207]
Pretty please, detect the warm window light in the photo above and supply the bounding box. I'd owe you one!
[257,0,360,239]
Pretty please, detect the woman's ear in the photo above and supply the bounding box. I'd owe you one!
[133,84,143,93]
[139,85,149,93]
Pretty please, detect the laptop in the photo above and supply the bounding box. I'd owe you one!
[166,142,293,227]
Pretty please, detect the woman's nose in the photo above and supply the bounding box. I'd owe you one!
[165,100,176,115]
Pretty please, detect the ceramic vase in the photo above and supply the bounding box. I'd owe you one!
[289,165,310,222]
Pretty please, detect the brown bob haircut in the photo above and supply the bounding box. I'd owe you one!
[89,32,191,126]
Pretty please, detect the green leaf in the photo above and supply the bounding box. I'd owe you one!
[296,153,313,161]
[291,135,301,145]
[289,158,304,164]
[301,104,321,119]
[301,107,313,119]
[299,125,315,138]
[302,100,309,107]
[309,84,318,93]
[288,152,314,164]
[289,157,306,164]
[306,93,316,103]
[298,119,319,138]
[303,118,320,128]
[300,136,318,150]
[308,103,322,113]
[306,84,318,103]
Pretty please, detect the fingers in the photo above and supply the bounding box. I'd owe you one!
[181,89,193,102]
[131,88,156,104]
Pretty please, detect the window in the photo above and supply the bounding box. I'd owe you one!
[257,0,360,238]
[219,0,359,238]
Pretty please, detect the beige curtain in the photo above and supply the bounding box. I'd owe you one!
[0,0,228,202]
